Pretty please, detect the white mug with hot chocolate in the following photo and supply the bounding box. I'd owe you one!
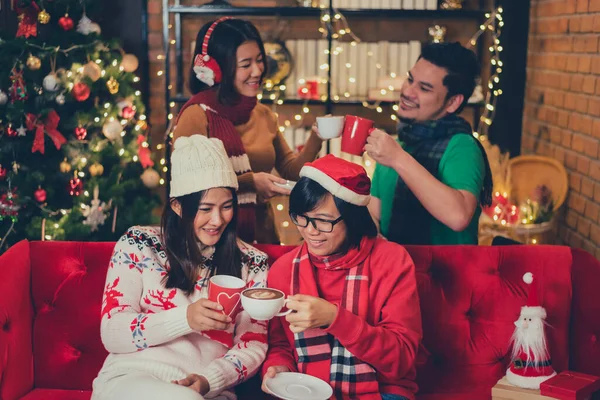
[241,288,291,321]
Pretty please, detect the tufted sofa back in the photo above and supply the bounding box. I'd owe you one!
[1,240,599,400]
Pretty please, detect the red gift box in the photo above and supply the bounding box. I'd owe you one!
[539,371,600,400]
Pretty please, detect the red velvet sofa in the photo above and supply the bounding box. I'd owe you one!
[1,240,599,400]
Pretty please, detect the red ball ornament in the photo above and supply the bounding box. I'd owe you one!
[34,187,47,203]
[72,82,91,102]
[0,166,7,180]
[6,125,18,137]
[58,14,74,31]
[75,126,87,140]
[68,177,83,196]
[121,106,136,119]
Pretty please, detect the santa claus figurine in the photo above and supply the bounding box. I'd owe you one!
[506,272,557,389]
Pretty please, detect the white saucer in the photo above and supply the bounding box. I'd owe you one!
[274,180,296,190]
[265,372,333,400]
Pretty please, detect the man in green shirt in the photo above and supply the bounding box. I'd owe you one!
[365,42,493,245]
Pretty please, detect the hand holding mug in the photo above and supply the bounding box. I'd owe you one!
[186,299,232,332]
[285,294,338,333]
[261,365,291,394]
[364,129,406,169]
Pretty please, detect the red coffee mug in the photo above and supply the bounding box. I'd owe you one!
[341,115,375,156]
[208,275,246,318]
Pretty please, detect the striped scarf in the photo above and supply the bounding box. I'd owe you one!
[291,237,380,399]
[177,89,257,241]
[387,114,492,245]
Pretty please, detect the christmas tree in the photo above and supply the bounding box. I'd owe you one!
[0,0,162,253]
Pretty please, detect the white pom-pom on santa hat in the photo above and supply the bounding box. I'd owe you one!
[523,272,534,284]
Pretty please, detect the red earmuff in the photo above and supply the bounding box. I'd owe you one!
[193,16,232,86]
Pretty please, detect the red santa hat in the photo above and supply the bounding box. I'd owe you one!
[300,154,371,206]
[506,272,556,389]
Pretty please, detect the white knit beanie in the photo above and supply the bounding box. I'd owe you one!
[170,135,238,197]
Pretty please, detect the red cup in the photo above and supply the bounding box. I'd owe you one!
[208,275,246,318]
[341,115,375,156]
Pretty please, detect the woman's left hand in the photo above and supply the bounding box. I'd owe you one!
[173,374,210,396]
[285,294,338,333]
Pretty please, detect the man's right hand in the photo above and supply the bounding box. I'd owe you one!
[261,365,291,394]
[186,299,232,332]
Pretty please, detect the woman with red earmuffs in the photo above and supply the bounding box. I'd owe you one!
[173,18,324,244]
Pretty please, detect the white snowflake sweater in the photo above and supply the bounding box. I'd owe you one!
[92,226,270,399]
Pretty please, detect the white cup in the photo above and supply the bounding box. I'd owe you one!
[316,116,344,139]
[241,288,291,321]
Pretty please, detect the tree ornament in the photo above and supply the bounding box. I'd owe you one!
[34,187,47,203]
[81,186,110,232]
[38,9,51,24]
[77,14,94,35]
[136,120,148,131]
[75,126,87,140]
[72,82,91,101]
[17,9,38,38]
[68,174,83,196]
[12,162,19,174]
[0,90,8,105]
[56,93,66,105]
[17,125,27,136]
[117,99,135,119]
[58,14,74,31]
[43,73,60,92]
[0,165,7,180]
[9,67,28,102]
[106,77,120,95]
[0,189,20,222]
[141,168,160,189]
[89,163,104,177]
[120,54,139,73]
[60,158,71,173]
[26,54,42,70]
[82,61,102,82]
[6,124,18,138]
[102,120,122,141]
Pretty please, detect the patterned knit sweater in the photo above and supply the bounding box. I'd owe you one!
[92,226,270,399]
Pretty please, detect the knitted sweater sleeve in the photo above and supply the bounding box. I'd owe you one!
[100,228,193,354]
[172,105,255,192]
[200,248,270,397]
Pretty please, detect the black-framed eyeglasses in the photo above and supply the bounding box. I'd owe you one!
[289,213,343,233]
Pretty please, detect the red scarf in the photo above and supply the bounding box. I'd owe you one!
[291,237,380,399]
[176,89,257,242]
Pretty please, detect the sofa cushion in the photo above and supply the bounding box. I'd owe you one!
[410,245,572,396]
[0,240,34,400]
[19,389,91,400]
[30,241,113,390]
[569,248,600,376]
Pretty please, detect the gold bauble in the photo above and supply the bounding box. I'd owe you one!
[106,77,120,95]
[136,120,148,131]
[89,163,104,177]
[60,159,72,173]
[120,54,139,73]
[38,10,51,24]
[82,61,102,82]
[26,55,42,71]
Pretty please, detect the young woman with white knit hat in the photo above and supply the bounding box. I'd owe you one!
[92,135,269,400]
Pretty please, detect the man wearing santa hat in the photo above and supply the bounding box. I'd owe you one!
[261,155,422,400]
[506,272,557,389]
[365,42,493,245]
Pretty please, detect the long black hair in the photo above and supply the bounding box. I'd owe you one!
[189,18,267,105]
[161,188,241,295]
[289,177,377,249]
